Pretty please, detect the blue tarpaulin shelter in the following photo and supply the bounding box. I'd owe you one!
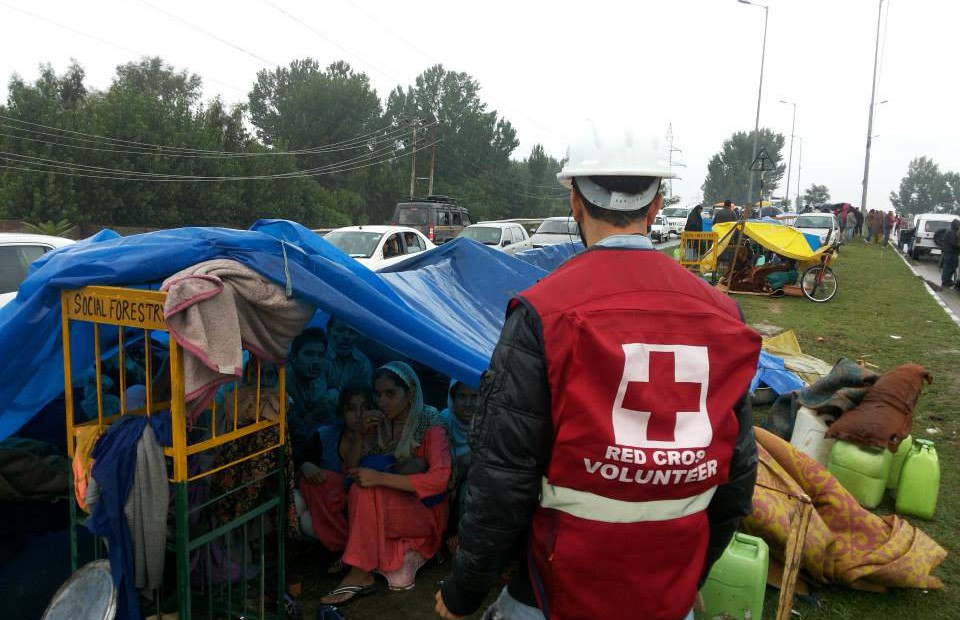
[0,221,569,441]
[0,221,793,441]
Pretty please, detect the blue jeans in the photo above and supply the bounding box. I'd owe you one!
[480,587,694,620]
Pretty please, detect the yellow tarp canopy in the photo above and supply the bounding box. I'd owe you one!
[704,221,832,267]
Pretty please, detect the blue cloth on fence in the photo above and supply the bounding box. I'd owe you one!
[87,412,171,620]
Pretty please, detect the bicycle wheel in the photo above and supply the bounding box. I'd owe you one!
[800,265,838,302]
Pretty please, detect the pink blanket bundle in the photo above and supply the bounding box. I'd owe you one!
[161,259,315,420]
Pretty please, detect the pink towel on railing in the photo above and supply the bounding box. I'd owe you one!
[162,259,315,420]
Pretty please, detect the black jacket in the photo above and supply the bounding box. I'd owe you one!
[441,301,759,617]
[712,207,737,224]
[685,209,704,232]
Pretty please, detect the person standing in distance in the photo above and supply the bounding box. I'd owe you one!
[435,121,761,620]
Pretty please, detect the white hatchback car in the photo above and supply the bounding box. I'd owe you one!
[529,216,580,247]
[649,214,671,243]
[0,233,75,308]
[457,222,533,254]
[792,213,839,247]
[323,225,435,270]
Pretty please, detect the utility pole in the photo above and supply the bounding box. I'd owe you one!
[408,119,418,199]
[666,123,683,200]
[780,100,796,210]
[427,121,437,196]
[860,0,884,213]
[796,137,803,210]
[738,0,769,208]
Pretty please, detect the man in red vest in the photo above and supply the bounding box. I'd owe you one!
[436,121,761,620]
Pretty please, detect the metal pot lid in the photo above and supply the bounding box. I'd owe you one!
[42,560,116,620]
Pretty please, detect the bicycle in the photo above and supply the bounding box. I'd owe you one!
[800,238,841,302]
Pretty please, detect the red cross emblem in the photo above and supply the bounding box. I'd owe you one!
[621,351,702,442]
[612,344,712,448]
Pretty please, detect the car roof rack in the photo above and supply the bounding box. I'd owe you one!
[402,195,459,205]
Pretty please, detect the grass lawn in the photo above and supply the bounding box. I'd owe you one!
[295,241,958,619]
[736,241,958,619]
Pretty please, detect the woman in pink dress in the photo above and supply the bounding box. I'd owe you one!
[296,383,373,555]
[321,361,451,604]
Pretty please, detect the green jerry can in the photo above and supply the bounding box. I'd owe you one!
[827,440,891,509]
[895,439,940,519]
[886,434,914,495]
[698,532,769,620]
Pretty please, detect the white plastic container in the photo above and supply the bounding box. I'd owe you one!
[790,407,837,466]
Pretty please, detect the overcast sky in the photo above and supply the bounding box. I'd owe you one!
[1,0,956,211]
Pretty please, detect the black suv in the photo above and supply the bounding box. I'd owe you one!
[391,196,472,244]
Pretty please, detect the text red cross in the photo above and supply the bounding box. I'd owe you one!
[622,350,702,442]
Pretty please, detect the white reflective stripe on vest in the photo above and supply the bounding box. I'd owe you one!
[540,478,717,523]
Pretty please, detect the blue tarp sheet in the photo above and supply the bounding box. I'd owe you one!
[0,221,571,441]
[750,349,806,395]
[0,221,792,440]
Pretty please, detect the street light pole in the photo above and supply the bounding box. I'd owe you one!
[860,0,884,212]
[779,100,797,211]
[739,0,769,207]
[795,137,803,210]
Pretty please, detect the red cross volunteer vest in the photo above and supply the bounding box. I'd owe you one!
[518,246,761,620]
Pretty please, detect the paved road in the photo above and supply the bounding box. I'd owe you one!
[654,237,681,251]
[896,247,960,324]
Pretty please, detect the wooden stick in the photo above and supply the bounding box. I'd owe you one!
[776,494,814,620]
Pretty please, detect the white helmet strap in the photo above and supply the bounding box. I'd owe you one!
[574,177,661,212]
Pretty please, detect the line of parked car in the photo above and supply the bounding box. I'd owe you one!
[0,233,75,309]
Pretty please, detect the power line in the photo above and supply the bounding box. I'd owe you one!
[1,137,403,178]
[0,120,425,159]
[0,139,441,182]
[0,1,248,95]
[337,0,565,144]
[256,0,405,85]
[0,114,432,157]
[136,0,277,67]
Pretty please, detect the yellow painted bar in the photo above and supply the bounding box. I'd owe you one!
[61,291,76,458]
[168,338,188,482]
[62,286,166,330]
[93,324,103,430]
[180,419,279,457]
[184,444,281,483]
[255,360,262,423]
[211,393,218,439]
[118,329,126,414]
[144,330,152,418]
[232,381,239,432]
[278,365,286,446]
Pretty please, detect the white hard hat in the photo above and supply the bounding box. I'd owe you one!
[557,120,677,194]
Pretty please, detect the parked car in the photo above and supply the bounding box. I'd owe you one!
[660,206,692,236]
[529,216,580,247]
[907,213,960,260]
[0,233,75,308]
[759,205,784,219]
[458,222,533,254]
[792,213,839,247]
[323,225,435,270]
[391,195,472,244]
[650,214,670,242]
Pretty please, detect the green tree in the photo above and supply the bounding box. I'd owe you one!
[889,157,956,216]
[701,129,786,206]
[0,62,89,225]
[382,64,520,221]
[248,59,382,178]
[803,184,831,208]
